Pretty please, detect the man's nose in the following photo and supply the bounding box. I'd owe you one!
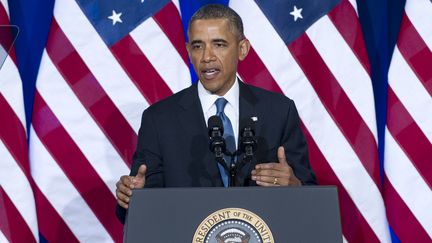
[202,46,216,62]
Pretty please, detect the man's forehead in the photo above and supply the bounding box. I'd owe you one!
[190,18,230,30]
[188,18,234,40]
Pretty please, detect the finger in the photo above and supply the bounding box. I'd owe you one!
[252,172,287,185]
[253,169,286,178]
[255,162,279,170]
[255,179,280,187]
[131,164,147,189]
[116,189,130,203]
[120,175,133,187]
[252,175,275,183]
[116,187,131,209]
[117,182,133,196]
[117,197,129,209]
[255,162,290,172]
[135,164,147,180]
[277,146,288,165]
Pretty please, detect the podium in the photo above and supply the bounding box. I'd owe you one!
[124,186,342,242]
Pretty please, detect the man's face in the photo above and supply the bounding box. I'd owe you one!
[187,19,249,96]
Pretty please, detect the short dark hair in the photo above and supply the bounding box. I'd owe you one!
[188,4,244,41]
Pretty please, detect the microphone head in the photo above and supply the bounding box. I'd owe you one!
[240,117,257,154]
[240,117,256,136]
[208,115,226,154]
[208,115,224,137]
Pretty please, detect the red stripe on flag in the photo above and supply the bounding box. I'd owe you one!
[47,18,136,165]
[111,35,173,104]
[32,185,79,242]
[32,91,123,242]
[238,46,284,93]
[288,34,382,186]
[0,94,30,176]
[327,0,371,74]
[0,187,36,243]
[302,124,381,243]
[384,176,431,242]
[397,13,432,96]
[153,2,189,65]
[0,3,8,23]
[386,88,432,188]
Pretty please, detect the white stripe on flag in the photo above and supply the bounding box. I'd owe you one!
[0,0,8,14]
[0,57,26,128]
[347,0,358,14]
[0,141,38,240]
[343,235,349,243]
[29,128,112,242]
[306,15,377,139]
[405,0,432,50]
[0,230,7,243]
[36,51,130,194]
[384,128,432,237]
[54,0,149,131]
[389,47,432,142]
[172,0,181,14]
[130,17,191,93]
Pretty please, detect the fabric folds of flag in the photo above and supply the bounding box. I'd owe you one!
[230,0,390,242]
[21,0,406,242]
[29,0,190,241]
[0,1,39,242]
[384,0,432,242]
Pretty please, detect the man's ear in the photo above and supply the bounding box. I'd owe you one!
[238,39,251,61]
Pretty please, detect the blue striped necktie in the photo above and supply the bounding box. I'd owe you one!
[215,98,236,187]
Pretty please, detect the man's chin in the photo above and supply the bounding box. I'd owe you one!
[201,82,223,95]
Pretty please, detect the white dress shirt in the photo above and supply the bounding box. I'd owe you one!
[198,79,239,148]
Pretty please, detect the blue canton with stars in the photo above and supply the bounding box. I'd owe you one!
[75,0,171,47]
[255,0,341,45]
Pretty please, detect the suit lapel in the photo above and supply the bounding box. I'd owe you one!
[177,84,223,187]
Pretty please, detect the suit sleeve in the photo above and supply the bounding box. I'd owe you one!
[116,108,165,223]
[282,100,317,185]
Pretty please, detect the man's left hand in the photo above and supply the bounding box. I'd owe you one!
[251,146,301,186]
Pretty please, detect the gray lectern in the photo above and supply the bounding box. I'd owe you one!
[124,186,342,243]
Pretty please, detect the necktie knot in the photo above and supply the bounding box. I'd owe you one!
[215,98,228,116]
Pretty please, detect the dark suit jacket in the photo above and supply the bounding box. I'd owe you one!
[116,81,316,222]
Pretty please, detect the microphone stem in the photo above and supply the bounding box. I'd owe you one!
[229,154,236,187]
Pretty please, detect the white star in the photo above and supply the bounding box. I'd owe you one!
[141,0,145,3]
[290,6,303,22]
[108,10,123,26]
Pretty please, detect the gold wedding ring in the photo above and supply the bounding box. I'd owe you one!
[273,177,278,185]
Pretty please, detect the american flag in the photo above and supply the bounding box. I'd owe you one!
[0,1,38,242]
[231,0,389,242]
[29,0,189,241]
[384,0,432,242]
[1,0,430,242]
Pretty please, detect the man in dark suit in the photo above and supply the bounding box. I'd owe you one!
[116,4,316,223]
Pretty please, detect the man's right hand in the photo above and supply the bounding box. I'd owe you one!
[116,164,147,209]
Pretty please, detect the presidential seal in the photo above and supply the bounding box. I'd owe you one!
[192,208,274,243]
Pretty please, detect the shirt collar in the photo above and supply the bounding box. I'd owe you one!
[198,78,240,115]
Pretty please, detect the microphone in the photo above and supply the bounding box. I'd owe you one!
[239,118,257,159]
[208,115,226,159]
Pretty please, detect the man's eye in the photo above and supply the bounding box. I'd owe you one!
[192,44,202,49]
[215,43,226,47]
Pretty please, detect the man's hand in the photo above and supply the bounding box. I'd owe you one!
[251,146,301,186]
[116,164,147,209]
